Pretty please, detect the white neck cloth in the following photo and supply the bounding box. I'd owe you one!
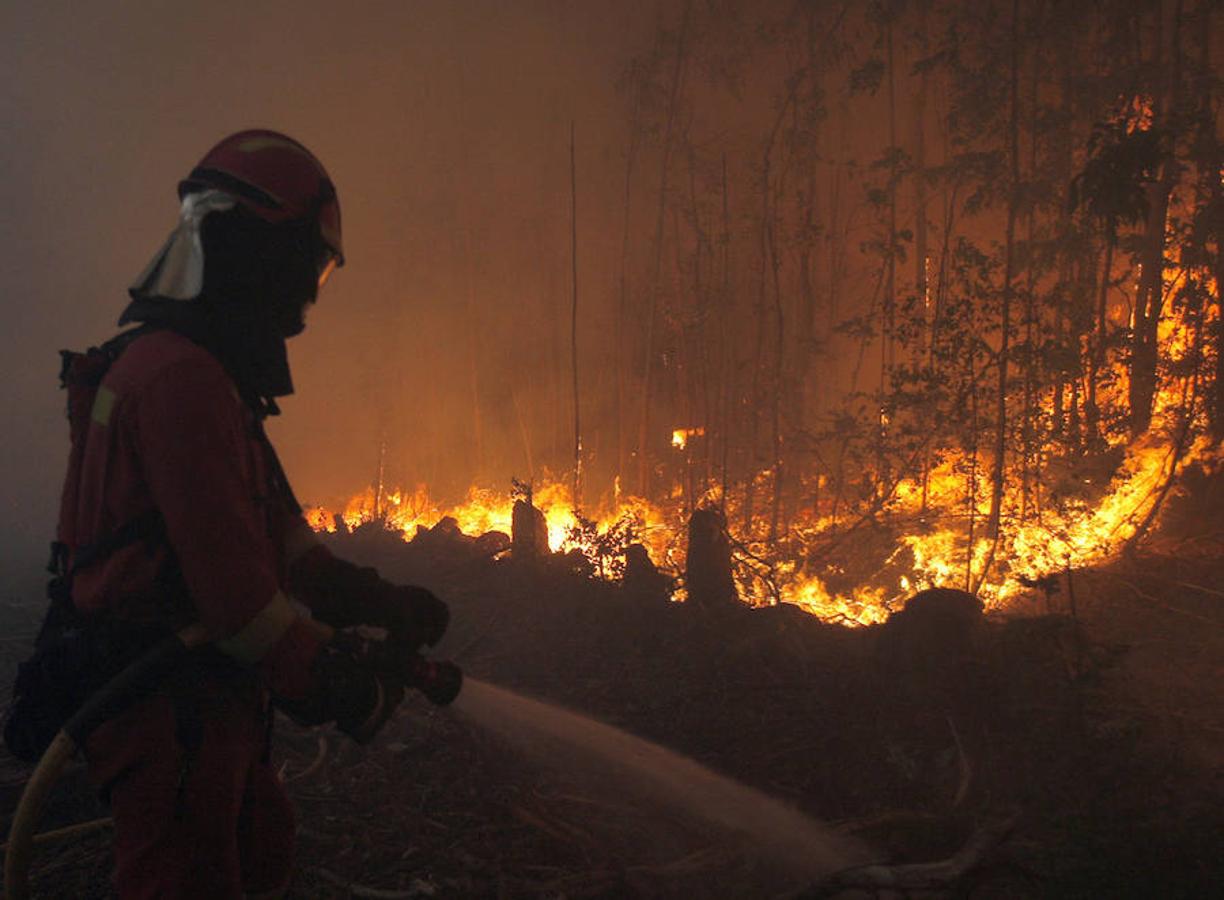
[129,190,236,301]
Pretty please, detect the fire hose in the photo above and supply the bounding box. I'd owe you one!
[3,620,462,899]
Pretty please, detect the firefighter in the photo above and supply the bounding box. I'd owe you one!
[61,130,449,898]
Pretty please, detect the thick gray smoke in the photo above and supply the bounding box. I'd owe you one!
[0,1,653,599]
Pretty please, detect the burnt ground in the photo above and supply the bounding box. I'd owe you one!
[3,524,1223,898]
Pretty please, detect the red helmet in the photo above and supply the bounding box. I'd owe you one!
[179,129,344,278]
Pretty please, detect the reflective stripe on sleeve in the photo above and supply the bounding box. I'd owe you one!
[91,387,117,427]
[216,590,299,664]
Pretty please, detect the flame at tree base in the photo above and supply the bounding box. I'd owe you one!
[305,426,1218,627]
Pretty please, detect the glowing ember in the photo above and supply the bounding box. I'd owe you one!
[672,427,705,450]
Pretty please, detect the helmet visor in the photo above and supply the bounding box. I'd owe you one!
[317,189,344,265]
[317,253,339,289]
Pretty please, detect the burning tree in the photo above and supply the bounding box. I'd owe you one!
[306,0,1222,626]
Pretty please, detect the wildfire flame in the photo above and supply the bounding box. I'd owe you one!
[672,427,705,450]
[306,267,1218,627]
[305,480,682,577]
[305,427,1212,627]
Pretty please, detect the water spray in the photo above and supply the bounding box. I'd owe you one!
[4,625,1012,896]
[449,677,874,882]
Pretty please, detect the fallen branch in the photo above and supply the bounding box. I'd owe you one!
[1104,574,1224,629]
[947,715,972,809]
[1173,580,1224,600]
[511,805,596,849]
[0,817,112,853]
[833,810,942,838]
[311,867,425,899]
[794,812,1020,898]
[283,736,330,783]
[812,439,931,561]
[625,845,724,876]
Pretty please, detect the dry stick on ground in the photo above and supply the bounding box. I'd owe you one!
[724,532,783,604]
[511,805,597,852]
[1173,580,1224,599]
[0,817,112,853]
[796,812,1021,898]
[947,715,972,809]
[1104,573,1224,629]
[310,867,424,899]
[533,869,619,896]
[626,845,724,877]
[283,736,330,784]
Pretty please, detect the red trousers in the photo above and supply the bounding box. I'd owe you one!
[86,680,294,899]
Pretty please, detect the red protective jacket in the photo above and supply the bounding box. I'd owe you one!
[65,329,324,698]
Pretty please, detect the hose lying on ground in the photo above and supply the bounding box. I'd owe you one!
[3,624,210,900]
[3,619,461,898]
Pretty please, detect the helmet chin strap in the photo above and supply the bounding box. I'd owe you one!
[129,191,236,302]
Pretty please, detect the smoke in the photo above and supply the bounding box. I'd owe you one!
[0,1,655,598]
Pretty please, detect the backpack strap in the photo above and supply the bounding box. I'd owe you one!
[69,508,167,576]
[252,418,303,516]
[51,325,165,590]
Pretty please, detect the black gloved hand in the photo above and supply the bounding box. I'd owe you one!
[325,632,463,707]
[276,642,404,744]
[297,555,449,650]
[405,656,464,707]
[385,585,450,650]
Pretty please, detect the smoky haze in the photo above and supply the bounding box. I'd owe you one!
[0,1,663,600]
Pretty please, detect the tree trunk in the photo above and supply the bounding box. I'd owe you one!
[877,13,899,498]
[1020,56,1040,520]
[1129,0,1183,436]
[685,507,739,611]
[616,76,643,490]
[742,187,767,538]
[794,6,823,511]
[1069,366,1082,452]
[637,0,693,497]
[748,70,799,541]
[1214,200,1224,443]
[1192,2,1223,441]
[462,228,485,480]
[1084,237,1113,448]
[685,142,715,498]
[987,0,1022,542]
[718,153,733,511]
[569,123,582,510]
[884,15,898,377]
[768,185,786,543]
[965,352,981,594]
[1051,47,1078,448]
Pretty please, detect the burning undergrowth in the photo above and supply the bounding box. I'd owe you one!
[304,408,1221,627]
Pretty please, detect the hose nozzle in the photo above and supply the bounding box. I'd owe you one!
[407,657,463,706]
